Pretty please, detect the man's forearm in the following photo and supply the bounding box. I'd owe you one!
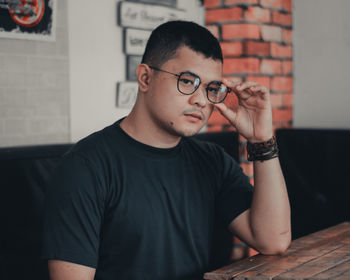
[249,157,291,254]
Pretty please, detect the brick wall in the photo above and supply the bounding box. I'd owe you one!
[0,0,70,147]
[204,0,293,260]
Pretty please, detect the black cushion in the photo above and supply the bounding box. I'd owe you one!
[192,131,240,270]
[0,144,73,280]
[276,128,350,239]
[0,132,239,279]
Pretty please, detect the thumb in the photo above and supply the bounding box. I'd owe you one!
[214,103,237,127]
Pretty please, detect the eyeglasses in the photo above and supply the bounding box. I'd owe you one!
[149,66,231,104]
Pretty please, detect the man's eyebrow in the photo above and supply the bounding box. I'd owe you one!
[180,70,222,84]
[180,70,199,76]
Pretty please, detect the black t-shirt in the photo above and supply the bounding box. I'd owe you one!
[42,120,253,280]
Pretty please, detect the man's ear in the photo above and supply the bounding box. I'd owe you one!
[136,64,152,92]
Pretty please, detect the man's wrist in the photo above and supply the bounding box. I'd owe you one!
[246,136,279,162]
[247,133,274,143]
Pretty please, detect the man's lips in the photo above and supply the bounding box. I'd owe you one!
[184,113,202,120]
[183,110,204,123]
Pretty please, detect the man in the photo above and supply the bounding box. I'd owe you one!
[42,21,291,280]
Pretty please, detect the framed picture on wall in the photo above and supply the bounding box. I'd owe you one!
[0,0,56,41]
[125,0,177,8]
[124,28,151,55]
[127,55,142,81]
[118,1,186,30]
[116,82,138,108]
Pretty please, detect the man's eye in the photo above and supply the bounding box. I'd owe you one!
[207,87,219,94]
[180,78,194,85]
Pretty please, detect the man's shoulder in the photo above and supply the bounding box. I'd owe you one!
[66,121,122,161]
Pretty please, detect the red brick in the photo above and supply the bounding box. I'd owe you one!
[283,92,293,107]
[222,24,260,40]
[204,0,222,8]
[260,59,282,74]
[223,125,237,132]
[244,6,271,23]
[245,76,271,88]
[282,28,292,43]
[224,90,239,107]
[244,40,270,56]
[273,122,292,131]
[207,124,222,132]
[220,41,243,57]
[223,57,260,74]
[241,162,254,176]
[282,0,292,12]
[239,134,247,142]
[280,122,293,129]
[282,60,293,74]
[270,43,292,58]
[261,25,282,41]
[233,236,244,243]
[260,0,283,10]
[239,142,248,161]
[208,110,231,125]
[231,246,247,260]
[270,93,284,107]
[271,76,293,91]
[225,76,243,84]
[206,25,220,39]
[223,76,242,107]
[225,0,258,5]
[249,248,259,256]
[272,11,292,26]
[272,108,293,122]
[206,7,242,23]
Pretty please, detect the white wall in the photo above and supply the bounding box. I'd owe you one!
[293,0,350,129]
[0,0,70,147]
[68,0,204,142]
[68,0,127,142]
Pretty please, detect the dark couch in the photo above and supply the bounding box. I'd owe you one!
[276,128,350,239]
[0,131,239,280]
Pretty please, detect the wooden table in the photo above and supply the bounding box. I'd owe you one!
[204,222,350,280]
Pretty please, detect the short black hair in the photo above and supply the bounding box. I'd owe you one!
[141,20,223,67]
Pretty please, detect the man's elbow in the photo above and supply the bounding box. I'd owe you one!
[257,235,291,255]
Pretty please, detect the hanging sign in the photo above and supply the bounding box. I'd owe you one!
[124,28,151,55]
[116,82,138,108]
[0,0,56,41]
[118,1,186,30]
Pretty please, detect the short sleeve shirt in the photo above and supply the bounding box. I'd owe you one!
[42,120,253,280]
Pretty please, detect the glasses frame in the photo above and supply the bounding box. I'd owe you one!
[148,66,231,104]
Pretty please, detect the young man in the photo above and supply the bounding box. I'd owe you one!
[42,21,291,280]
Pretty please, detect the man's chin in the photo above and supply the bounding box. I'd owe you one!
[176,124,206,137]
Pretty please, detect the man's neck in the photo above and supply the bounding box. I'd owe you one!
[120,111,182,149]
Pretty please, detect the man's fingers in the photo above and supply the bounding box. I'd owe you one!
[222,79,270,102]
[214,103,237,125]
[236,82,258,92]
[223,78,240,85]
[250,85,268,93]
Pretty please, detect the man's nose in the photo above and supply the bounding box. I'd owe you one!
[189,85,208,107]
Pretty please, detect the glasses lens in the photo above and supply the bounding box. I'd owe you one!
[178,73,200,94]
[207,82,228,103]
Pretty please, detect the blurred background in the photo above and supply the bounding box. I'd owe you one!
[1,0,349,148]
[1,0,349,263]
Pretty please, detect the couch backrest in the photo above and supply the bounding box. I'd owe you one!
[0,144,73,280]
[0,131,239,279]
[276,128,350,239]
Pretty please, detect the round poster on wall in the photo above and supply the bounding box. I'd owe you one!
[0,0,56,41]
